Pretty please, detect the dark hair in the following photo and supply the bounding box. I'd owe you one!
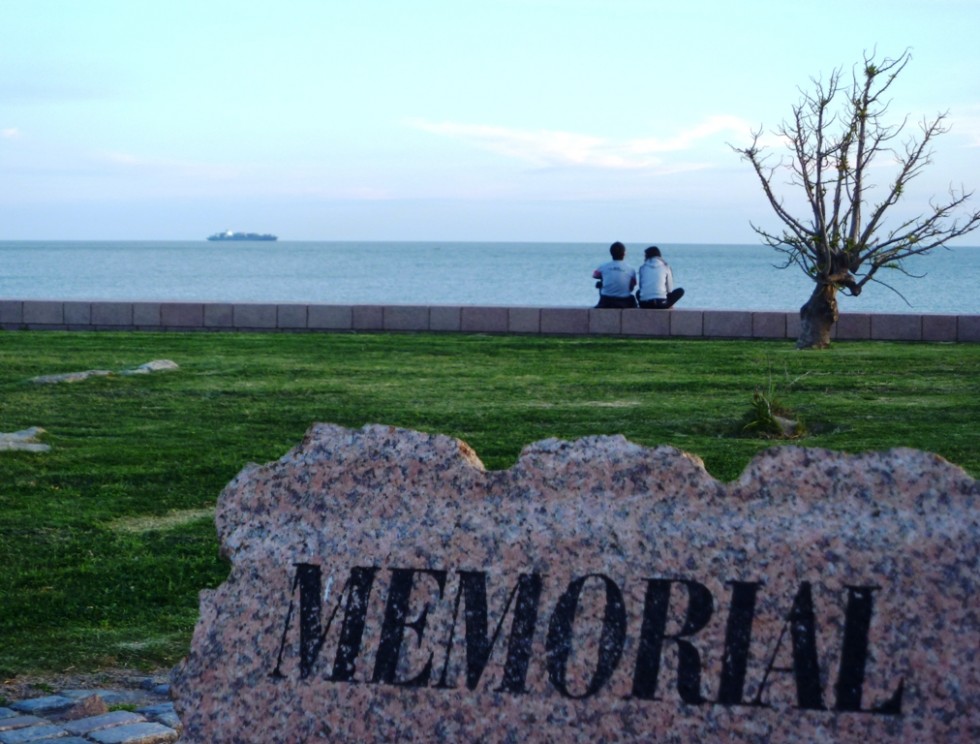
[609,241,626,260]
[644,246,661,259]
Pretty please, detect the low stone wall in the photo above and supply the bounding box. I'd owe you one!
[1,299,978,341]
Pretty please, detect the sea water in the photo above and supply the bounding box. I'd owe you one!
[0,241,977,314]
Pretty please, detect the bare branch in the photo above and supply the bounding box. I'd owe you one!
[861,273,915,307]
[859,114,950,247]
[732,133,811,240]
[735,49,979,347]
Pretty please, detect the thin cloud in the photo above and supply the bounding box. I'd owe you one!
[409,116,753,170]
[628,115,756,153]
[1,127,20,139]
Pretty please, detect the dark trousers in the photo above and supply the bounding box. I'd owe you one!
[639,288,684,309]
[596,294,638,309]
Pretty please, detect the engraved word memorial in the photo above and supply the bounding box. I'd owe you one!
[172,424,979,742]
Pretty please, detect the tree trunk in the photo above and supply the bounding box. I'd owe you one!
[797,283,838,349]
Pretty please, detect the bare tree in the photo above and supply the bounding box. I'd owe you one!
[734,50,980,348]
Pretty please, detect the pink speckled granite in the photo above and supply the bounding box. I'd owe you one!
[172,424,980,743]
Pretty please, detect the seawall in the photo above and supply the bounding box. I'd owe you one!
[1,299,978,342]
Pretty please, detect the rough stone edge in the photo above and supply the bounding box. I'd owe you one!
[211,425,978,553]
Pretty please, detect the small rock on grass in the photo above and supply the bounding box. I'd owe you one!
[31,359,179,384]
[0,427,50,452]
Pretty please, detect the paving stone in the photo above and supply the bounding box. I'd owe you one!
[31,738,91,744]
[351,305,383,330]
[0,724,68,744]
[539,307,588,334]
[61,695,109,721]
[0,716,46,732]
[60,690,144,707]
[959,314,980,342]
[307,304,351,330]
[134,703,180,730]
[160,303,203,328]
[383,305,429,331]
[0,712,13,722]
[22,301,63,326]
[507,307,539,333]
[60,689,114,700]
[9,697,75,716]
[703,309,752,337]
[91,302,134,327]
[64,710,146,736]
[136,678,168,693]
[429,305,461,332]
[461,305,509,332]
[3,300,978,342]
[153,711,180,731]
[87,722,178,744]
[276,303,307,330]
[0,300,23,324]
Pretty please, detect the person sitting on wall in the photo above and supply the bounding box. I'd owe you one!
[593,241,638,308]
[637,246,684,309]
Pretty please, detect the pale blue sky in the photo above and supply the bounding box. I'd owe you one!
[2,0,979,241]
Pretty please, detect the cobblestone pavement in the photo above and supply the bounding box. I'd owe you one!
[0,675,180,744]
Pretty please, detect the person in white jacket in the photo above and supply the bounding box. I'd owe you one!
[637,246,685,309]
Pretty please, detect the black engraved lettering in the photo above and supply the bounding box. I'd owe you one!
[434,571,543,693]
[545,574,627,699]
[753,582,825,710]
[371,568,448,687]
[717,580,763,705]
[834,585,904,715]
[631,579,713,704]
[269,563,378,681]
[327,566,379,682]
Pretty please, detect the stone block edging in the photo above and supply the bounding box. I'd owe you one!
[0,300,977,341]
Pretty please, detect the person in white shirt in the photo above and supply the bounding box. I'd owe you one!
[637,246,685,309]
[592,241,638,308]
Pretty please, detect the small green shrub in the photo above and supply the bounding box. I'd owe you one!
[741,360,807,439]
[742,387,805,439]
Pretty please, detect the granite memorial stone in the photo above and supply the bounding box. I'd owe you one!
[172,423,979,742]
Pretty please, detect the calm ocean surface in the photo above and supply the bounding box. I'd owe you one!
[1,241,977,314]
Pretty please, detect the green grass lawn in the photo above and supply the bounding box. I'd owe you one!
[0,331,977,677]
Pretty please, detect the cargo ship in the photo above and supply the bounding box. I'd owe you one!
[207,230,278,242]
